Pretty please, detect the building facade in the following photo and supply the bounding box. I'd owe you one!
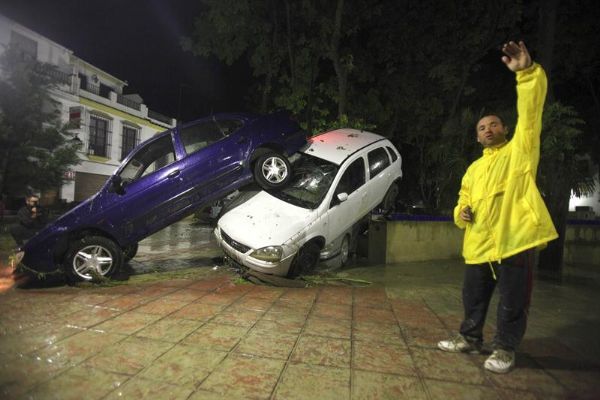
[0,14,175,203]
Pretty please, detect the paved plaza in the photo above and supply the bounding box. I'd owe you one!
[1,258,599,399]
[0,220,599,399]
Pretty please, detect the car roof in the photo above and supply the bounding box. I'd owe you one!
[303,129,387,165]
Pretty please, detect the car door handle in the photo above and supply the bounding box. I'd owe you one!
[236,136,247,144]
[167,169,181,178]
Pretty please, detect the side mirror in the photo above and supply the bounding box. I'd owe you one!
[109,175,125,195]
[337,193,349,203]
[330,192,349,208]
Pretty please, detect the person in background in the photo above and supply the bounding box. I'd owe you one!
[437,41,558,374]
[10,194,47,247]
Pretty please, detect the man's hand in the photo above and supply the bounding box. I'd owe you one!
[460,206,473,223]
[501,41,532,72]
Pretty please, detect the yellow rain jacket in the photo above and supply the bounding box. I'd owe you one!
[454,63,558,264]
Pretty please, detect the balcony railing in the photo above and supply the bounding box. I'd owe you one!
[81,81,102,97]
[36,67,174,125]
[37,65,71,85]
[46,68,71,85]
[148,110,172,125]
[116,93,141,111]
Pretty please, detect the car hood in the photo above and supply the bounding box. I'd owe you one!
[218,191,315,249]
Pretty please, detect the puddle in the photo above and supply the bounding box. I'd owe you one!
[129,218,223,274]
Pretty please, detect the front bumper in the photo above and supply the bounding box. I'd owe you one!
[214,228,295,276]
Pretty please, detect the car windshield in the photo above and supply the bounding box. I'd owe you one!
[270,153,338,209]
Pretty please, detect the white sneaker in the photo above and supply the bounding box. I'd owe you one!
[484,349,515,373]
[437,334,482,354]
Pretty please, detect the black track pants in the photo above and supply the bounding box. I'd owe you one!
[459,249,534,351]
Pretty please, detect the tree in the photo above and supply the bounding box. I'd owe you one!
[0,46,80,198]
[532,0,599,276]
[536,103,596,277]
[183,0,377,132]
[361,0,521,210]
[181,0,598,241]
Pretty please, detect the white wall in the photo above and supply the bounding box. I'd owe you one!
[1,12,175,204]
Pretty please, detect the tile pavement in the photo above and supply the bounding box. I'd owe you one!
[0,269,599,399]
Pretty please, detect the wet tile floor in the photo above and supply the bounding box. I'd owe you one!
[1,262,599,400]
[0,219,599,399]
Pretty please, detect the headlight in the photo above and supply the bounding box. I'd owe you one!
[250,246,283,263]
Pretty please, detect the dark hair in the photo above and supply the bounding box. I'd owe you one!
[475,113,506,131]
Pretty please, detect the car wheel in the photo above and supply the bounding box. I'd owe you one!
[340,235,350,267]
[287,241,320,278]
[254,152,292,189]
[123,243,138,262]
[64,236,123,282]
[379,182,399,215]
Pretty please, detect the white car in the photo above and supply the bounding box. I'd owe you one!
[214,129,402,277]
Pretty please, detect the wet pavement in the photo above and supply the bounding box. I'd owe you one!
[1,219,599,399]
[129,220,222,274]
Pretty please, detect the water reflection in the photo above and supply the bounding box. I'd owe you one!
[131,217,222,273]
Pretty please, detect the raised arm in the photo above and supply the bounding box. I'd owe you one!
[504,41,547,159]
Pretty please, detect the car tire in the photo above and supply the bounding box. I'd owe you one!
[340,235,350,267]
[123,243,138,262]
[287,241,320,278]
[64,236,123,282]
[254,152,292,189]
[379,182,399,215]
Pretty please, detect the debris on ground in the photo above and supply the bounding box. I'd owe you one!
[239,268,372,288]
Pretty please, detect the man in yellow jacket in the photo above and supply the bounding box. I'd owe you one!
[438,41,558,373]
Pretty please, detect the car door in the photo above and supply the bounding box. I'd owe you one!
[110,133,183,242]
[366,146,393,210]
[176,118,247,208]
[326,156,368,241]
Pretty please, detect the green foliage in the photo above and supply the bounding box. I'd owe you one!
[183,0,598,215]
[538,102,596,198]
[0,47,80,197]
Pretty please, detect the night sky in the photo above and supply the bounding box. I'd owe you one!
[0,0,251,122]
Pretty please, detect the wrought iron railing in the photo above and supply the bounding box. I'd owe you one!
[45,68,71,85]
[81,81,101,96]
[148,110,172,125]
[116,94,141,111]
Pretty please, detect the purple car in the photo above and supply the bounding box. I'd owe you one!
[19,112,306,282]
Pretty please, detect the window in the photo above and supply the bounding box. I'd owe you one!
[99,83,114,99]
[386,146,398,162]
[214,119,243,137]
[89,115,111,157]
[121,126,139,160]
[119,135,175,183]
[368,147,390,178]
[179,121,227,155]
[78,73,88,91]
[10,31,37,60]
[334,158,366,198]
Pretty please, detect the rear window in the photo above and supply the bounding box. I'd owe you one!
[386,146,398,162]
[368,147,390,178]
